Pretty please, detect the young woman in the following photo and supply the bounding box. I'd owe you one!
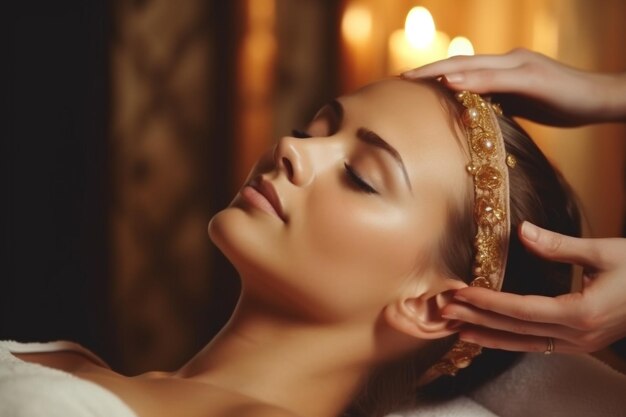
[1,78,584,417]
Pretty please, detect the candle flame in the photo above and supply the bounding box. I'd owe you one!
[448,36,475,57]
[342,4,372,45]
[405,7,435,49]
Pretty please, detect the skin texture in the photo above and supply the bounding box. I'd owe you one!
[209,79,469,325]
[405,49,626,354]
[15,79,472,417]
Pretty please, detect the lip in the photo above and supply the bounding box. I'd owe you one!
[241,176,287,222]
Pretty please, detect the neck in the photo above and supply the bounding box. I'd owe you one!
[177,290,380,417]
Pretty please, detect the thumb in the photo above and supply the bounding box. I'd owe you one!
[519,221,600,267]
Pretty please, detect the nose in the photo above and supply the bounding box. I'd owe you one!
[273,135,313,186]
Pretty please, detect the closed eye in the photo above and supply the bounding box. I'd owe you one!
[344,163,378,194]
[291,129,312,139]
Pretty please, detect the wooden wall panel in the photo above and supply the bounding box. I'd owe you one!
[110,0,214,373]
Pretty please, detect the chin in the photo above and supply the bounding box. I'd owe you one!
[207,207,243,263]
[208,206,278,278]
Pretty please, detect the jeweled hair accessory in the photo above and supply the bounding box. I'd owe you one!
[433,91,516,377]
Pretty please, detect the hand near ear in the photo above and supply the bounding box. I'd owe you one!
[441,222,626,354]
[384,279,466,340]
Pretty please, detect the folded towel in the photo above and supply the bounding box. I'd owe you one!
[0,340,137,417]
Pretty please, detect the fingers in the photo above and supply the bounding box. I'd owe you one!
[458,326,581,354]
[401,50,552,98]
[443,292,603,353]
[439,68,534,94]
[442,288,570,332]
[448,286,584,328]
[442,297,569,338]
[401,51,525,79]
[519,222,605,268]
[443,298,592,353]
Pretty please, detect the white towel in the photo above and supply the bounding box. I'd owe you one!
[0,341,137,417]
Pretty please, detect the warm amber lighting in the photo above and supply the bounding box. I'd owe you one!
[388,6,450,74]
[405,6,435,49]
[247,0,275,27]
[448,36,474,57]
[341,3,372,45]
[532,9,558,57]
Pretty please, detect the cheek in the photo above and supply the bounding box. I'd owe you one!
[299,188,440,296]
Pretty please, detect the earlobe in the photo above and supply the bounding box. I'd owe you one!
[384,278,467,340]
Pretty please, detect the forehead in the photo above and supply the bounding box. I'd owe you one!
[339,79,469,199]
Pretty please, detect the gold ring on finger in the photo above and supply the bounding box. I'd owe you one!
[544,337,555,355]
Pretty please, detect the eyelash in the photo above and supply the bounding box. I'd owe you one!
[344,163,378,194]
[291,128,377,195]
[291,129,312,139]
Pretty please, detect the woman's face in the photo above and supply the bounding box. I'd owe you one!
[209,79,469,322]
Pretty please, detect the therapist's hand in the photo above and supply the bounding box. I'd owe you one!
[442,222,626,354]
[402,48,626,126]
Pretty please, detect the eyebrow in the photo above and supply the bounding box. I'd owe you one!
[357,128,413,192]
[327,99,413,192]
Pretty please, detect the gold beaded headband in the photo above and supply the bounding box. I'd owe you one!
[432,91,516,377]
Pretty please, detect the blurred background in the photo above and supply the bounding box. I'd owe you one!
[4,0,625,374]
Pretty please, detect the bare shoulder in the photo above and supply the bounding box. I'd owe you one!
[101,374,303,417]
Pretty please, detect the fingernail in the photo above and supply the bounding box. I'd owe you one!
[400,70,416,78]
[444,73,464,83]
[453,292,468,302]
[441,313,457,319]
[459,334,475,343]
[521,221,539,242]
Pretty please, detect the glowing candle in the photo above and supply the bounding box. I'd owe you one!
[342,3,372,46]
[341,3,374,89]
[405,6,436,48]
[387,7,449,74]
[448,36,475,57]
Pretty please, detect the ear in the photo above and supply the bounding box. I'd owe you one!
[384,278,467,340]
